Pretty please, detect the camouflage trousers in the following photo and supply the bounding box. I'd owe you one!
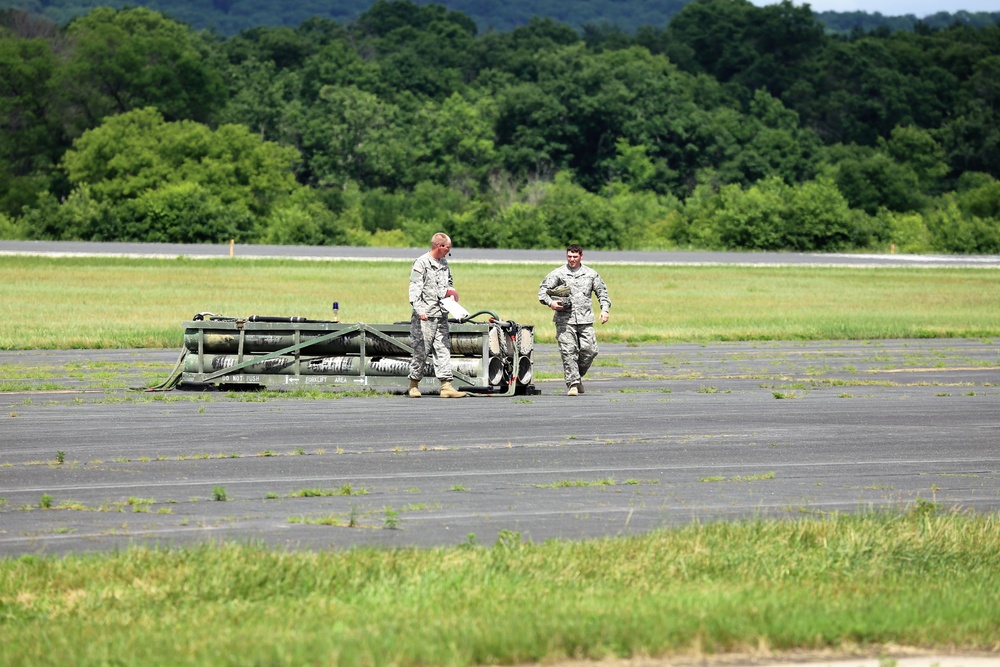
[409,314,452,381]
[555,321,598,387]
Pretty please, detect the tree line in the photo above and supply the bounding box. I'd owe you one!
[7,0,998,36]
[1,0,999,253]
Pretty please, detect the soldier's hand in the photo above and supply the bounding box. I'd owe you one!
[600,312,609,324]
[550,302,564,311]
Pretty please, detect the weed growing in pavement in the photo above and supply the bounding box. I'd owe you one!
[700,471,776,482]
[126,497,155,511]
[288,514,347,526]
[289,488,335,497]
[534,478,618,488]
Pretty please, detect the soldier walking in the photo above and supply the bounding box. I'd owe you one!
[538,244,611,396]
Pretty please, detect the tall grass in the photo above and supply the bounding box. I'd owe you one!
[2,256,999,349]
[1,511,998,666]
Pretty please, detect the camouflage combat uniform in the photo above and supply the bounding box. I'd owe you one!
[538,263,611,388]
[408,251,455,382]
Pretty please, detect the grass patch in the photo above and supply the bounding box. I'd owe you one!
[700,471,776,482]
[2,257,1000,348]
[0,511,998,666]
[288,484,369,497]
[535,478,619,488]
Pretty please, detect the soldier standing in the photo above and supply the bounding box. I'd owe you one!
[538,244,611,396]
[408,232,466,398]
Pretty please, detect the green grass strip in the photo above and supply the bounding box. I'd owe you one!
[1,510,998,666]
[2,256,1000,349]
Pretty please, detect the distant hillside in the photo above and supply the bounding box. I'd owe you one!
[2,0,998,35]
[815,8,1000,33]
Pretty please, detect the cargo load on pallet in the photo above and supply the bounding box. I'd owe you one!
[154,309,537,396]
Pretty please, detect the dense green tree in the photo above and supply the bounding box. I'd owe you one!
[492,78,571,178]
[56,7,224,133]
[221,25,317,69]
[713,178,787,250]
[926,194,1000,253]
[48,107,305,242]
[295,84,413,191]
[355,0,472,37]
[880,125,948,193]
[956,175,1000,220]
[261,187,352,245]
[368,20,476,99]
[297,41,378,103]
[493,44,720,194]
[832,145,926,215]
[665,0,824,99]
[410,92,499,187]
[538,172,626,248]
[0,25,65,215]
[472,16,579,81]
[938,54,1000,177]
[217,57,299,142]
[673,176,858,251]
[791,39,920,146]
[782,178,859,250]
[350,0,479,101]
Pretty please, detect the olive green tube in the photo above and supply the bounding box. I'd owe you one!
[184,354,483,378]
[184,330,487,356]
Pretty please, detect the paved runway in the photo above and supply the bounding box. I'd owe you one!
[1,339,998,557]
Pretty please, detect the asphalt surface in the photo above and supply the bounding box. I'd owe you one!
[2,338,998,557]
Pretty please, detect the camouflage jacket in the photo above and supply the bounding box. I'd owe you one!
[538,264,611,324]
[409,252,454,318]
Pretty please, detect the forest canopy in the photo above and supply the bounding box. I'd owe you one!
[2,0,998,35]
[1,0,999,253]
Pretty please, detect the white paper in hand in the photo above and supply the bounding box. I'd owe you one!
[442,296,470,320]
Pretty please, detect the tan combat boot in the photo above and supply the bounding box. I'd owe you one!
[439,381,467,398]
[407,379,422,398]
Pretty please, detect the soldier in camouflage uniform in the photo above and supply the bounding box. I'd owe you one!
[408,232,466,398]
[538,244,612,396]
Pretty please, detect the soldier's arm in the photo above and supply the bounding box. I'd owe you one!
[409,263,427,316]
[594,274,611,314]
